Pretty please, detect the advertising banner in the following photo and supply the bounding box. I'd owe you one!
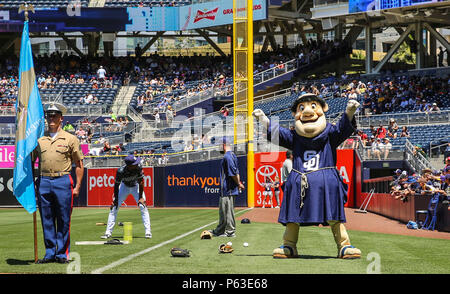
[0,144,89,168]
[179,0,267,30]
[0,169,20,206]
[254,152,285,208]
[349,0,441,13]
[254,150,355,208]
[163,156,247,207]
[87,167,154,207]
[0,1,267,32]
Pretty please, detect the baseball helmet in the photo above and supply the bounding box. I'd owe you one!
[241,218,251,224]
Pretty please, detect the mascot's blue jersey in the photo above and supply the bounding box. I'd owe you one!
[268,114,355,225]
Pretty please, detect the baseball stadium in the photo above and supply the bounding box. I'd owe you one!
[0,0,449,280]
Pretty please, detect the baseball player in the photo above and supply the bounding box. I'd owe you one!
[101,155,152,239]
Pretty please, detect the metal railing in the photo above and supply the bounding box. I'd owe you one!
[313,0,348,7]
[253,59,298,86]
[357,110,450,128]
[141,87,215,114]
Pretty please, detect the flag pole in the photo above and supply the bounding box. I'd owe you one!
[18,1,39,263]
[33,211,38,263]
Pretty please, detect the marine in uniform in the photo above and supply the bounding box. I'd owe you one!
[32,102,84,264]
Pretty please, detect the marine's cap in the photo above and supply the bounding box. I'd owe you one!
[44,102,67,115]
[124,154,141,166]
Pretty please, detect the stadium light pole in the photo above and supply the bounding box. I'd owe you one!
[233,0,254,207]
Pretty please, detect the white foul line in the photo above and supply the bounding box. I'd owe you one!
[91,207,253,274]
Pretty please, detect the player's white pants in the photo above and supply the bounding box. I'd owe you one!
[105,183,151,236]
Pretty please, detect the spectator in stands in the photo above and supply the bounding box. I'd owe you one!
[413,145,427,158]
[103,140,111,154]
[371,138,383,160]
[184,140,193,152]
[387,118,399,139]
[369,125,377,138]
[438,46,445,67]
[427,103,441,113]
[382,138,392,160]
[154,110,161,128]
[357,130,368,146]
[220,106,229,117]
[75,126,87,141]
[158,150,168,165]
[376,124,387,139]
[97,66,106,82]
[444,144,450,160]
[89,93,99,104]
[399,97,409,111]
[192,134,201,150]
[201,133,210,148]
[400,126,410,138]
[166,105,174,126]
[362,94,372,116]
[63,121,75,133]
[445,157,450,169]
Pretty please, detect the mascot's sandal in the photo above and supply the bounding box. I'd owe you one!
[273,245,299,259]
[338,245,361,259]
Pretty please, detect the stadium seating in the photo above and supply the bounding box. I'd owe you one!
[40,82,120,110]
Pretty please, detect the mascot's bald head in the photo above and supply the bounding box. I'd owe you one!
[291,93,329,138]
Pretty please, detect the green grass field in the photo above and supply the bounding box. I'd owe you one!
[1,207,449,274]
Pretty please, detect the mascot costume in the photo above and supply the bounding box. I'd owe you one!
[253,93,361,259]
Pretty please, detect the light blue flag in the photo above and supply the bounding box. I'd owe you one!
[13,21,45,214]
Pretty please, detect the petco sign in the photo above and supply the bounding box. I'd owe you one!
[87,168,154,207]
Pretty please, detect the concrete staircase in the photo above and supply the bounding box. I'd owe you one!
[111,85,136,116]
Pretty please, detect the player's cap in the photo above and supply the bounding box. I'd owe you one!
[44,102,67,115]
[124,155,141,166]
[395,169,402,174]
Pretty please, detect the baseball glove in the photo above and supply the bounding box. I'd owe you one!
[200,230,213,239]
[219,243,234,254]
[170,247,191,257]
[104,239,124,245]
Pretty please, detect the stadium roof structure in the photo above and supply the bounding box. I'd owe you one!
[0,0,449,74]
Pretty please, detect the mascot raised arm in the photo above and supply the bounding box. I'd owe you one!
[253,93,361,259]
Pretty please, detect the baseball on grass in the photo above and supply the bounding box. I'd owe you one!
[226,241,232,246]
[243,242,249,247]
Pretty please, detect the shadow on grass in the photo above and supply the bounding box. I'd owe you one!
[6,259,36,265]
[235,254,335,259]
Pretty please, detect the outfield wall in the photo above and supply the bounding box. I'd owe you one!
[2,150,358,208]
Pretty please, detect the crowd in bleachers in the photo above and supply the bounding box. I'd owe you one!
[390,161,450,212]
[338,75,450,116]
[131,39,351,114]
